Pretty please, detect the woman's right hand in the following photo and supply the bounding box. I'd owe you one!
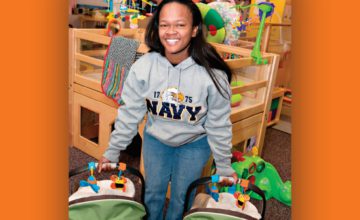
[97,156,112,173]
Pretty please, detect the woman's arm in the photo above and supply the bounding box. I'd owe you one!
[102,68,148,162]
[204,71,235,176]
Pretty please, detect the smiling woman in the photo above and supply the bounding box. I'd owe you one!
[158,2,198,64]
[99,1,236,220]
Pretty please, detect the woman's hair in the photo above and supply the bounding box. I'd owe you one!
[145,0,232,99]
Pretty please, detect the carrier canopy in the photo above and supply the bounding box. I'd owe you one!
[183,176,266,220]
[69,195,146,220]
[184,208,259,220]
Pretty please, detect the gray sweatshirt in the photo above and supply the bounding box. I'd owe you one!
[103,52,235,176]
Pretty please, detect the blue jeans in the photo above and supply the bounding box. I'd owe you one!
[143,132,211,220]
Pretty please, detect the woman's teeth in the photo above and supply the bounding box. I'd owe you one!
[166,39,179,45]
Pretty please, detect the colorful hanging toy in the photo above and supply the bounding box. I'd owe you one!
[232,2,275,64]
[210,175,220,202]
[79,162,100,193]
[142,0,157,16]
[104,0,122,36]
[233,179,251,210]
[106,19,122,37]
[233,16,252,33]
[211,174,252,210]
[234,191,250,210]
[110,163,127,192]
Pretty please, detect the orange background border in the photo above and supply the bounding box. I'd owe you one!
[293,0,359,219]
[1,1,68,219]
[1,0,359,219]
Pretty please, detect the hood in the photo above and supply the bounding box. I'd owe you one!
[156,54,198,105]
[156,54,197,71]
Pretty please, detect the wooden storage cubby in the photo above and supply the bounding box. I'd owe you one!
[69,28,279,177]
[69,28,148,159]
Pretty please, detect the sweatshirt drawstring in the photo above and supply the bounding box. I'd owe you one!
[177,68,182,106]
[167,66,170,93]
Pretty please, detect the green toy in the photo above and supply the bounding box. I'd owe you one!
[231,154,292,206]
[231,81,244,107]
[232,3,275,64]
[231,94,243,107]
[231,80,245,87]
[196,3,226,43]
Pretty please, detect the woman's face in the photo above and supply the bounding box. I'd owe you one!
[158,2,198,64]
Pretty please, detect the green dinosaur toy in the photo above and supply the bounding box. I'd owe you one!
[232,155,292,206]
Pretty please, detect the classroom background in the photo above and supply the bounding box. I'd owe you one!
[68,1,292,219]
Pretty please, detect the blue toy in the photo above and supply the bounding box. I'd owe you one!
[210,175,220,202]
[79,162,100,193]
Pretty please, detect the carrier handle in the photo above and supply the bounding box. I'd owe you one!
[183,176,267,220]
[69,163,146,204]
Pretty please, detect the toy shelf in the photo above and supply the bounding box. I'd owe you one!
[69,28,279,177]
[211,42,279,151]
[235,22,292,130]
[69,28,147,160]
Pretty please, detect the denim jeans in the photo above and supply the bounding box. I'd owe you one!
[143,131,211,220]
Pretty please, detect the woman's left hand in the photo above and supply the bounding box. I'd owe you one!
[219,172,239,186]
[231,172,238,184]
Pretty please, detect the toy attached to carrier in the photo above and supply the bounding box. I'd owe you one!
[69,162,147,220]
[183,175,267,220]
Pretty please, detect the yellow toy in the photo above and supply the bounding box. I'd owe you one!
[233,192,250,210]
[251,146,259,157]
[110,162,127,192]
[110,175,127,191]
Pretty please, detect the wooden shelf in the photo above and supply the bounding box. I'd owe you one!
[231,97,264,123]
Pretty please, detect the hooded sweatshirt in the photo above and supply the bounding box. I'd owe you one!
[103,52,235,176]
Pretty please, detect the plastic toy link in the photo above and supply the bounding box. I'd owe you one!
[211,174,253,210]
[110,162,127,192]
[79,162,100,193]
[210,175,220,202]
[232,2,275,64]
[234,192,250,210]
[234,178,250,210]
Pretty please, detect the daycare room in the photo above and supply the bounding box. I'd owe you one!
[68,0,292,219]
